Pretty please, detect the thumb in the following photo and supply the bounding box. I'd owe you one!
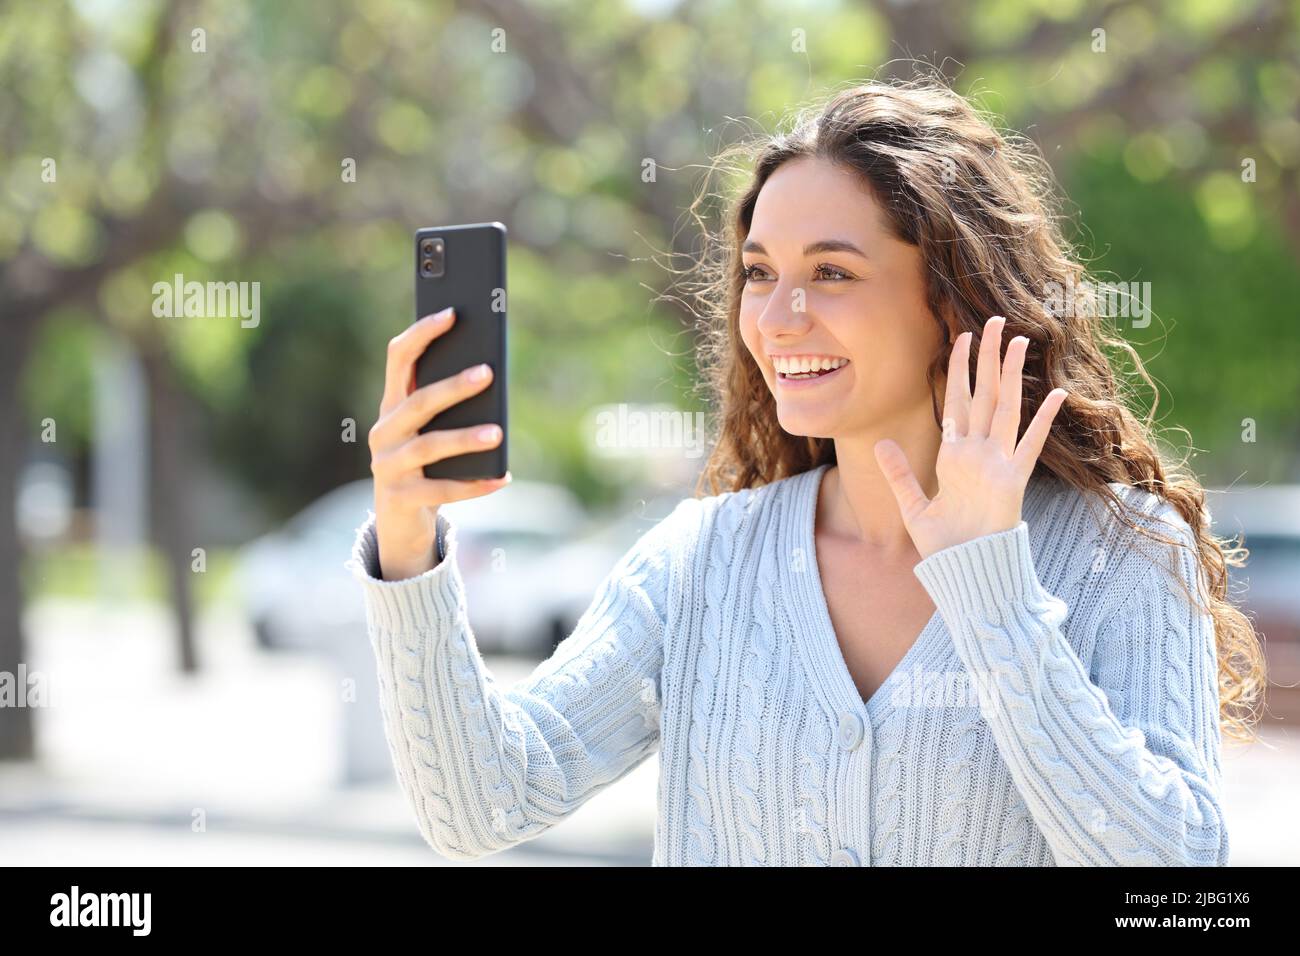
[873,439,930,523]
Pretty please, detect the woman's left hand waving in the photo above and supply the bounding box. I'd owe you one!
[874,315,1068,560]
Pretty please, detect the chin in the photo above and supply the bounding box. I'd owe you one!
[774,405,840,440]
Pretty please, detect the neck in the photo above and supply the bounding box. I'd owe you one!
[819,406,942,553]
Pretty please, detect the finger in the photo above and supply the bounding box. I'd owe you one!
[1012,388,1067,477]
[380,307,456,415]
[967,315,1006,437]
[874,439,930,523]
[990,335,1029,455]
[402,472,513,508]
[372,423,503,480]
[370,362,494,454]
[941,331,973,439]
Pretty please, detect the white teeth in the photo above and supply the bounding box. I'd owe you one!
[774,356,848,375]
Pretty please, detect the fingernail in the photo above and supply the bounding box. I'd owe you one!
[435,307,455,322]
[477,424,501,442]
[468,363,490,381]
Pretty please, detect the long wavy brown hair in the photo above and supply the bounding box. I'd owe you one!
[669,75,1265,743]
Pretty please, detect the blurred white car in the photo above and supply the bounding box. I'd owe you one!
[233,476,593,783]
[1208,484,1300,705]
[519,494,688,652]
[427,479,592,655]
[236,477,589,657]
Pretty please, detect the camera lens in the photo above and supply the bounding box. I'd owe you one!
[421,259,435,273]
[420,239,435,255]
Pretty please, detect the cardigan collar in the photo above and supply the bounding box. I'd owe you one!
[780,462,1061,720]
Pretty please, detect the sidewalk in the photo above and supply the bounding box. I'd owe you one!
[0,598,656,866]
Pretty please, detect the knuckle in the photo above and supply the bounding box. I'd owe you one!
[378,446,407,473]
[423,380,448,407]
[417,431,453,468]
[410,384,436,416]
[416,430,445,461]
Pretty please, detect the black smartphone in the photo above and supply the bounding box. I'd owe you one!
[413,222,508,481]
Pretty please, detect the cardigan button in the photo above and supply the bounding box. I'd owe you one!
[830,848,860,867]
[837,712,864,750]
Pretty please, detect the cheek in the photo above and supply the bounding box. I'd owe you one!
[855,284,937,358]
[815,293,879,366]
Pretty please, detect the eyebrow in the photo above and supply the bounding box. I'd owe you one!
[741,238,870,260]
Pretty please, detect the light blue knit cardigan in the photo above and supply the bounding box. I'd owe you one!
[348,462,1229,866]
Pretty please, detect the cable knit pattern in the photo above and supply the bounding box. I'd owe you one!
[348,462,1230,865]
[686,489,738,864]
[996,790,1037,866]
[936,703,982,865]
[912,492,1230,867]
[735,498,778,865]
[796,706,833,865]
[869,704,906,865]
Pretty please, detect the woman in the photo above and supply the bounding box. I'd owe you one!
[350,77,1265,866]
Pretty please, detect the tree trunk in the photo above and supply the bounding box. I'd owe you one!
[143,348,199,674]
[0,318,36,760]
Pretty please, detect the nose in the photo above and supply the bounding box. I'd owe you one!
[755,283,815,340]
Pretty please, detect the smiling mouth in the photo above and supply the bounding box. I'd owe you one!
[776,360,850,382]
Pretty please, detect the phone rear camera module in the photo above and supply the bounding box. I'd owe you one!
[418,237,445,278]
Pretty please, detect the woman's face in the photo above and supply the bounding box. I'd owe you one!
[738,156,944,442]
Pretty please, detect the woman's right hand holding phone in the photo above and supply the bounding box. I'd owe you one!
[369,307,510,581]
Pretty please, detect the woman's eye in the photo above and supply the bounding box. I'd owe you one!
[742,263,853,282]
[815,263,853,281]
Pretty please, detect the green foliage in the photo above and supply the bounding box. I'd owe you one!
[1065,153,1300,481]
[209,273,376,522]
[20,543,239,606]
[22,309,104,448]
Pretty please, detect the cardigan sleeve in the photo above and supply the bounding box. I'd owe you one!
[912,513,1229,867]
[346,496,702,861]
